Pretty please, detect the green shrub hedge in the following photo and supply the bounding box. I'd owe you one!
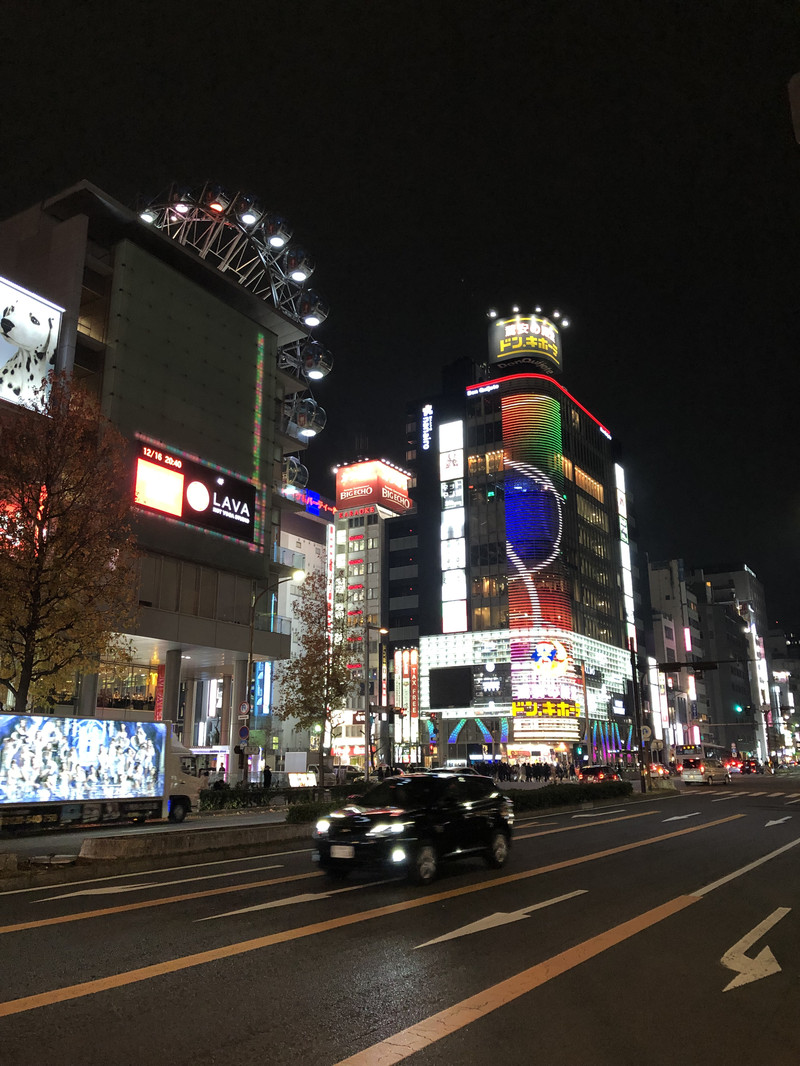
[286,801,337,824]
[506,780,633,810]
[199,785,311,811]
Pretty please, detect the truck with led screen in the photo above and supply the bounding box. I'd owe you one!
[0,713,205,829]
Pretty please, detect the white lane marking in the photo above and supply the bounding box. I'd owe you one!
[197,878,396,921]
[414,890,588,948]
[785,798,800,805]
[37,864,284,901]
[693,837,800,897]
[0,848,311,897]
[572,809,624,819]
[765,817,792,827]
[712,794,743,802]
[721,907,791,991]
[747,792,767,797]
[767,792,785,798]
[663,813,700,822]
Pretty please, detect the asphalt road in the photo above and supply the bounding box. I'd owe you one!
[2,777,800,1066]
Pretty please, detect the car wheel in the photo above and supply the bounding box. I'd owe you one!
[485,829,510,869]
[725,773,731,784]
[410,842,438,885]
[706,775,713,786]
[169,800,188,822]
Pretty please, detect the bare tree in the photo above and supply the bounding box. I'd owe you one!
[0,374,139,711]
[273,570,356,793]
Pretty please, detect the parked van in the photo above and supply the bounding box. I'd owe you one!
[682,755,731,786]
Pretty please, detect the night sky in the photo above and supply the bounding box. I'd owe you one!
[4,1,800,625]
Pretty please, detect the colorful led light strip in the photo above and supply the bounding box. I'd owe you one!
[474,718,493,743]
[448,718,467,744]
[500,717,509,743]
[252,333,265,546]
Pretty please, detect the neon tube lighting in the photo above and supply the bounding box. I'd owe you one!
[467,373,612,438]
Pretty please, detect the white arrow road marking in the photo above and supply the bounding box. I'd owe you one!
[722,907,790,991]
[663,813,700,822]
[765,817,792,827]
[572,809,624,819]
[414,890,587,948]
[197,878,395,921]
[39,864,284,901]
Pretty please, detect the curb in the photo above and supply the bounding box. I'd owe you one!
[0,821,314,888]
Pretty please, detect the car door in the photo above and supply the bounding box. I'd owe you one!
[428,777,470,857]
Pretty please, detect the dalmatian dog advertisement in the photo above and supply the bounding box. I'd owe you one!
[0,275,63,408]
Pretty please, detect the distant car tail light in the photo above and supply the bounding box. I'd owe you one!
[598,772,605,780]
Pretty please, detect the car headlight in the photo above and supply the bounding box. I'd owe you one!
[315,819,331,835]
[366,822,407,837]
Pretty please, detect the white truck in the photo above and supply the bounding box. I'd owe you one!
[0,712,205,831]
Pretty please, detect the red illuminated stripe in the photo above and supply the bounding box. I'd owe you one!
[468,373,611,438]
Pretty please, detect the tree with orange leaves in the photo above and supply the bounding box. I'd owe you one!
[0,375,139,711]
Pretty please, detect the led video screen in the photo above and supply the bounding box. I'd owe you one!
[0,715,166,805]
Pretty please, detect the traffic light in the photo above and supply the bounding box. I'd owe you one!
[734,704,743,714]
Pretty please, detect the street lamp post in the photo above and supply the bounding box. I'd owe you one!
[242,568,305,781]
[364,624,388,784]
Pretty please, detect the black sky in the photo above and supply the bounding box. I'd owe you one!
[4,0,800,625]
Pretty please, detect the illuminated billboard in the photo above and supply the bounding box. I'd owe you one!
[335,460,410,515]
[0,276,63,408]
[134,440,258,543]
[488,315,561,372]
[0,714,166,805]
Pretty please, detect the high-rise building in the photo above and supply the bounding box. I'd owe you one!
[331,459,414,769]
[689,564,776,760]
[647,559,709,753]
[0,180,330,778]
[405,310,637,769]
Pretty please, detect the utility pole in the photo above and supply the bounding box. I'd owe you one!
[629,639,648,794]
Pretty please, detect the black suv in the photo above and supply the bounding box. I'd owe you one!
[313,773,514,885]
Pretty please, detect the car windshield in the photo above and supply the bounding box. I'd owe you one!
[358,777,433,809]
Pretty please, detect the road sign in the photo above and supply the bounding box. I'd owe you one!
[244,743,259,755]
[238,701,250,719]
[239,726,249,741]
[641,725,652,741]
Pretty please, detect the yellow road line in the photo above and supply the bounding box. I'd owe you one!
[0,872,322,936]
[0,814,742,1016]
[335,894,700,1065]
